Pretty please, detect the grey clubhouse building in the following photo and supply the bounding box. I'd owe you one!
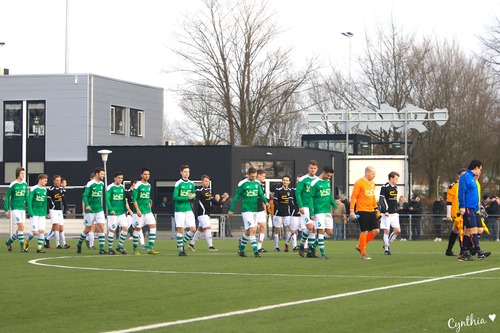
[0,74,344,218]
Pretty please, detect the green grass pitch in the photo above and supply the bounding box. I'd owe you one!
[1,238,499,332]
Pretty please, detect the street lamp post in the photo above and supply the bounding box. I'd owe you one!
[341,32,353,198]
[97,149,112,214]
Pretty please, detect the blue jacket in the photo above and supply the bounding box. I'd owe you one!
[458,169,479,211]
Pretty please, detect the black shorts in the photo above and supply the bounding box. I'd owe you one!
[358,211,378,232]
[463,209,478,229]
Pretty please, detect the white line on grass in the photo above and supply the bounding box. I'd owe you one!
[99,267,500,333]
[28,256,500,280]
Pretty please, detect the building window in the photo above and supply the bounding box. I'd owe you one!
[28,101,45,137]
[130,108,144,137]
[110,106,125,135]
[4,101,22,136]
[241,161,294,178]
[4,162,21,183]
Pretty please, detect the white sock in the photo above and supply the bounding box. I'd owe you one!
[205,230,213,248]
[38,233,45,249]
[88,232,94,247]
[55,230,60,246]
[383,233,389,250]
[273,233,279,248]
[292,233,297,247]
[389,231,398,243]
[191,230,202,245]
[59,231,66,246]
[258,232,265,249]
[139,230,145,245]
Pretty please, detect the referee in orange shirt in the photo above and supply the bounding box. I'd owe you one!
[349,166,380,260]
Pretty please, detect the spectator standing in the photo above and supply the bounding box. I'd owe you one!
[398,196,409,239]
[408,194,422,240]
[485,196,499,241]
[0,193,5,211]
[159,196,172,213]
[431,195,446,240]
[220,193,233,237]
[333,195,345,240]
[212,194,223,214]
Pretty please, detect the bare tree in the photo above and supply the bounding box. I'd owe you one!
[171,0,315,145]
[255,90,306,146]
[179,84,228,144]
[410,39,499,195]
[310,19,499,198]
[478,17,500,77]
[306,72,348,134]
[356,22,432,154]
[163,113,190,145]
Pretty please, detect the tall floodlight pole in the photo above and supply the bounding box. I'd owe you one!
[341,32,353,198]
[0,42,5,68]
[404,110,409,198]
[65,0,69,73]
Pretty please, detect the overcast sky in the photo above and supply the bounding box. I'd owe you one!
[1,0,499,119]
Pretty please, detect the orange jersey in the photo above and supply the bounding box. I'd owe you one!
[447,182,459,217]
[350,177,377,212]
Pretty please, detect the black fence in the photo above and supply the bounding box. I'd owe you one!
[155,213,500,242]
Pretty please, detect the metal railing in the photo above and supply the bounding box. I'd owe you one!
[331,213,500,241]
[2,211,499,242]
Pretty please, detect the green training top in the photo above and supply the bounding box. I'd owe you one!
[82,179,104,213]
[309,178,337,217]
[4,180,29,211]
[173,179,195,212]
[106,183,126,216]
[28,185,47,217]
[295,174,317,209]
[229,179,268,213]
[133,182,152,214]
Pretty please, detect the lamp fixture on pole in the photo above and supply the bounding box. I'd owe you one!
[97,149,112,215]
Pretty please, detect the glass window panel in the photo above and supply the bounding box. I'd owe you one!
[110,106,125,135]
[130,108,144,137]
[28,101,45,137]
[241,161,293,178]
[4,102,22,136]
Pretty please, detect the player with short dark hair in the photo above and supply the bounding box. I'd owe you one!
[4,167,29,252]
[272,175,292,252]
[445,168,467,256]
[45,175,71,249]
[77,167,106,254]
[309,166,337,259]
[458,160,490,261]
[296,160,319,257]
[256,169,269,253]
[379,171,400,255]
[188,175,218,252]
[174,165,196,256]
[106,171,133,255]
[229,167,269,257]
[132,168,159,255]
[24,174,49,253]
